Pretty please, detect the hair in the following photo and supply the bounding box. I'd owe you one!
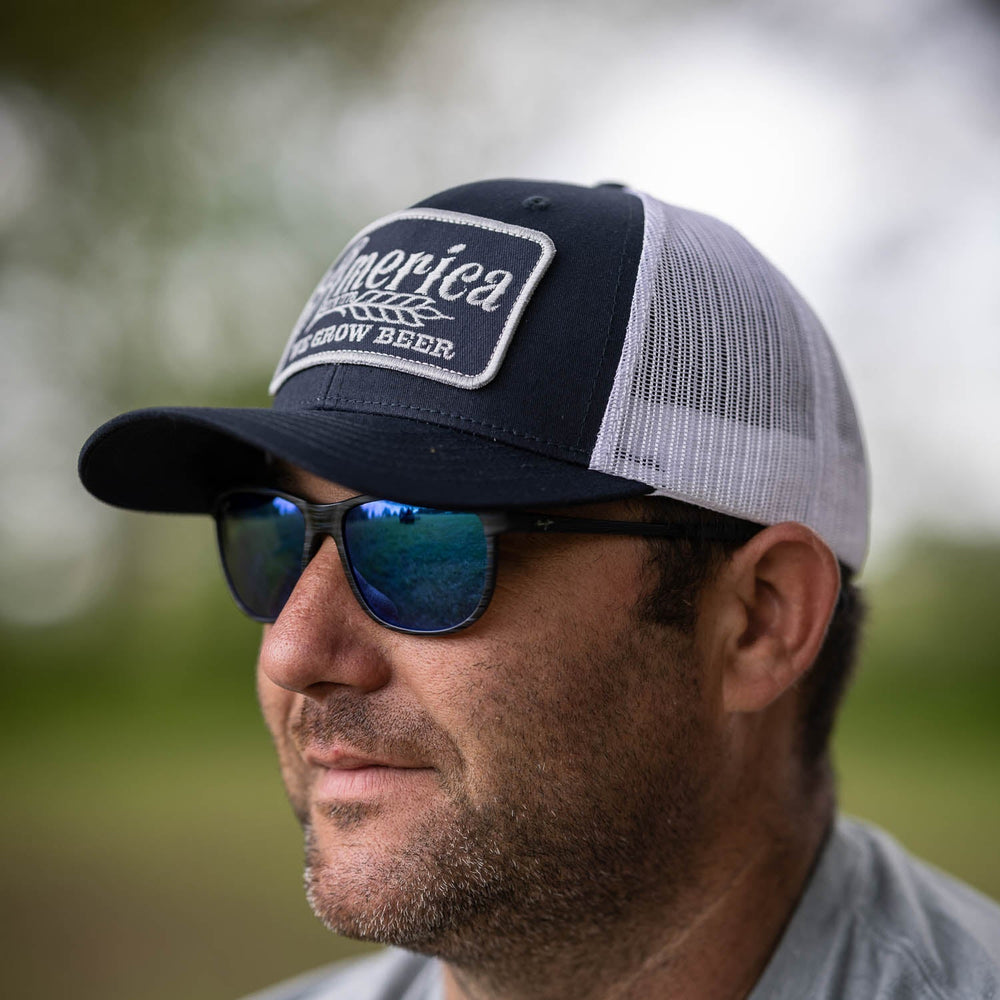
[633,496,866,786]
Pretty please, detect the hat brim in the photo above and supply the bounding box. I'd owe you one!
[79,406,652,513]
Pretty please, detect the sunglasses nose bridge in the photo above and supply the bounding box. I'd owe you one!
[301,503,347,565]
[303,529,327,565]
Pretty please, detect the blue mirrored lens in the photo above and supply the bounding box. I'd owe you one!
[218,494,306,621]
[343,502,488,632]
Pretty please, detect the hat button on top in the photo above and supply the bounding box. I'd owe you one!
[521,195,551,210]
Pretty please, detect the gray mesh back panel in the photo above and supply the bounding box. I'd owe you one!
[590,191,869,571]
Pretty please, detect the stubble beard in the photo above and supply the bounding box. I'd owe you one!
[297,626,715,972]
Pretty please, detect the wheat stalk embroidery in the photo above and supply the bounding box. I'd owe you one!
[312,290,453,328]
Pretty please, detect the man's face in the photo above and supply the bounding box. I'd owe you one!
[256,468,724,964]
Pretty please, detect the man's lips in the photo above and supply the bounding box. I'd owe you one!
[303,747,436,801]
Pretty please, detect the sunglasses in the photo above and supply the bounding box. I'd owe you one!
[213,489,759,636]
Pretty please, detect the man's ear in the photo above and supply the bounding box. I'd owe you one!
[710,523,841,714]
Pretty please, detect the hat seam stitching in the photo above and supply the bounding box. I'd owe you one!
[576,192,636,452]
[329,397,589,455]
[321,364,340,404]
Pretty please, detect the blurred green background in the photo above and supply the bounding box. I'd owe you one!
[2,1,998,998]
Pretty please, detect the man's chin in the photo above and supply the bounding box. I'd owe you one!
[303,828,452,950]
[299,791,500,955]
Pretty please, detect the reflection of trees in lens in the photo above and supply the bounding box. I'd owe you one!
[344,511,486,630]
[225,498,304,616]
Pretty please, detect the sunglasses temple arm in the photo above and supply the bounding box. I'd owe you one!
[494,512,762,544]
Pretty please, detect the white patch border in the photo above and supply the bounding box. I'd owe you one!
[268,208,556,394]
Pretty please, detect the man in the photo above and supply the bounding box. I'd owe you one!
[79,179,1000,999]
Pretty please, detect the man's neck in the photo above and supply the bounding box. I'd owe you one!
[440,799,832,1000]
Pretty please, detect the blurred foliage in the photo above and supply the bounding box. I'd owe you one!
[0,0,415,107]
[1,533,998,999]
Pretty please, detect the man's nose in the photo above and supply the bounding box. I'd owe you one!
[257,536,393,697]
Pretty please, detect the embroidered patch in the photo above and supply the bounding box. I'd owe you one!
[269,209,556,393]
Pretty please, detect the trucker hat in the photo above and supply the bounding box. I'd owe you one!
[78,178,869,571]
